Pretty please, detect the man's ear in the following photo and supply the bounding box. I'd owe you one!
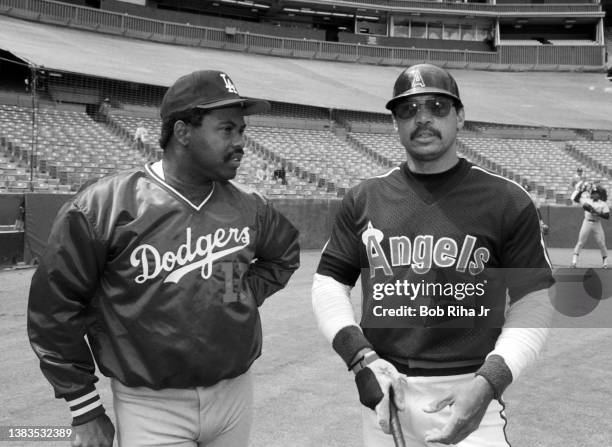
[173,120,191,146]
[392,115,398,131]
[456,107,465,131]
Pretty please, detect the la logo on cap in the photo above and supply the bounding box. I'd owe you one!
[410,69,426,90]
[220,73,238,94]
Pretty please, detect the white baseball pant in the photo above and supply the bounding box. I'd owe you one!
[111,370,253,447]
[574,219,608,258]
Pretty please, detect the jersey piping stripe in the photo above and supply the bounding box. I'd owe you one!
[371,166,400,179]
[145,162,215,212]
[321,239,330,253]
[469,165,553,268]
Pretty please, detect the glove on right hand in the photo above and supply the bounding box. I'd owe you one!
[355,358,407,434]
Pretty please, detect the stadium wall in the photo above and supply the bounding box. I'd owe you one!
[0,193,22,224]
[0,193,608,266]
[13,193,343,262]
[0,231,23,265]
[0,193,24,266]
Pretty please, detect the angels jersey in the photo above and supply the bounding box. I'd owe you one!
[28,162,300,404]
[317,158,553,375]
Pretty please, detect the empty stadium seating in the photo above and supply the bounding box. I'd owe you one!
[458,137,605,205]
[2,102,611,204]
[567,141,612,175]
[246,126,389,192]
[345,129,611,206]
[0,104,150,192]
[106,113,339,198]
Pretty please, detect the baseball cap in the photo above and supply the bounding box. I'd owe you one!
[386,63,462,111]
[160,70,270,120]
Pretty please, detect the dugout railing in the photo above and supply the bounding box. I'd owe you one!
[0,0,605,69]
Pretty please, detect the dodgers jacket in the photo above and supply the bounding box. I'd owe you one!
[27,164,300,425]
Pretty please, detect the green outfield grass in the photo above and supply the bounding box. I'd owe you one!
[1,249,611,446]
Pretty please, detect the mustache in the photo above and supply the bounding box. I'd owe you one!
[410,124,441,140]
[224,149,244,162]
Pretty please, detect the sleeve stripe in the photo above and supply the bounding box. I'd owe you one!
[70,396,100,412]
[71,399,102,418]
[67,390,99,407]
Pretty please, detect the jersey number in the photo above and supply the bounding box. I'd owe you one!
[220,261,250,303]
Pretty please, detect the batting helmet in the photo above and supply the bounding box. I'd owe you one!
[385,64,463,112]
[591,185,608,201]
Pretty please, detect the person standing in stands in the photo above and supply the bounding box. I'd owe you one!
[131,121,149,154]
[571,167,586,188]
[255,162,268,182]
[95,98,111,123]
[28,70,300,447]
[273,162,288,185]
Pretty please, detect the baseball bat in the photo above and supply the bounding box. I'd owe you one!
[389,387,406,447]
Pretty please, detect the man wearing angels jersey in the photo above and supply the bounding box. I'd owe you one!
[28,70,300,447]
[312,64,554,446]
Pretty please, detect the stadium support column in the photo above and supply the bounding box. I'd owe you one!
[597,19,605,67]
[29,65,38,192]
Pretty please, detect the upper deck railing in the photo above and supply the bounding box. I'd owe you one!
[0,0,605,69]
[289,0,602,14]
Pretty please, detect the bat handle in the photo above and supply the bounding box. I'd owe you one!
[389,387,406,447]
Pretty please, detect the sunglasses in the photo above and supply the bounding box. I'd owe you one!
[394,98,454,120]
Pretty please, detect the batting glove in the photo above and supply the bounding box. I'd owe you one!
[583,203,596,213]
[353,353,407,434]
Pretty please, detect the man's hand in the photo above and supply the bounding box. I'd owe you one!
[72,413,115,447]
[355,358,407,434]
[422,375,494,445]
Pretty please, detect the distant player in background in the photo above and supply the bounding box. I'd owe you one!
[571,182,609,268]
[524,184,548,236]
[12,197,25,231]
[28,70,300,447]
[312,63,554,446]
[570,167,586,189]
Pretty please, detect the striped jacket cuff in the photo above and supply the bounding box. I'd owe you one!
[65,388,105,426]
